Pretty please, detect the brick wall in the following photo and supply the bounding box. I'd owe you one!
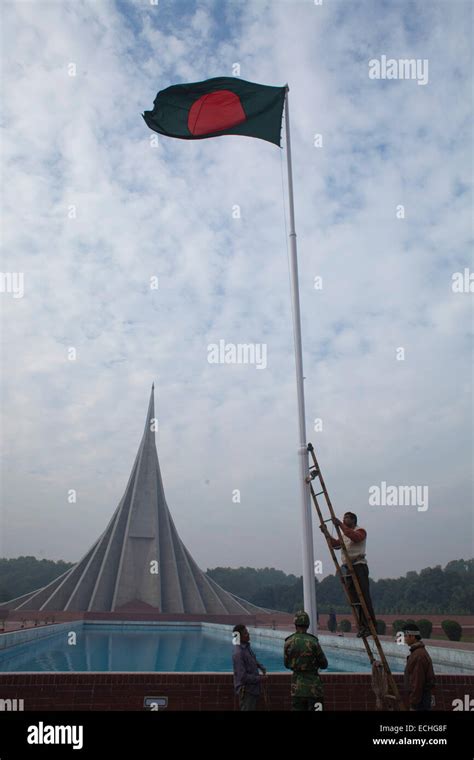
[0,673,472,711]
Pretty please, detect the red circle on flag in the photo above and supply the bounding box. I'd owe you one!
[188,90,246,135]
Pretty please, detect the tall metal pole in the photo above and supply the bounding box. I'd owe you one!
[284,86,318,633]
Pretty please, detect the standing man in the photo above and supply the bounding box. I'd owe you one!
[284,610,328,711]
[321,511,376,638]
[403,623,436,711]
[232,624,266,711]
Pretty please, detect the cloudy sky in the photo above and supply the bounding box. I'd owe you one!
[1,0,472,583]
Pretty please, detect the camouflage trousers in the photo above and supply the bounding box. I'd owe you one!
[290,674,324,711]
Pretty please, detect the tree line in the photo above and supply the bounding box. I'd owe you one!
[0,556,472,614]
[207,559,474,615]
[0,556,72,603]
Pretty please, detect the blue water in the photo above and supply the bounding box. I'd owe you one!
[0,625,403,673]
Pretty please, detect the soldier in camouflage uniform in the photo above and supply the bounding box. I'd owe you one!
[284,610,328,711]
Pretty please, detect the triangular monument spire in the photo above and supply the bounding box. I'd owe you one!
[1,387,264,614]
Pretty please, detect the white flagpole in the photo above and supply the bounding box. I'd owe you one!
[284,85,318,633]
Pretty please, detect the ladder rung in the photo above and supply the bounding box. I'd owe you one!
[314,490,324,496]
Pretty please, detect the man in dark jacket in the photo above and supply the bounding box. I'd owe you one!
[232,624,266,711]
[403,624,436,710]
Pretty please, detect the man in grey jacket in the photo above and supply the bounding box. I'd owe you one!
[232,624,266,710]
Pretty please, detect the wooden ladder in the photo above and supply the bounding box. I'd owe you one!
[306,442,404,710]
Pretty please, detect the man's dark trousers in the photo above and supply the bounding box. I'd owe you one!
[344,563,376,627]
[238,688,258,711]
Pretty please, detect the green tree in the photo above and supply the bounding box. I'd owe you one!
[416,619,433,639]
[0,557,73,602]
[442,620,462,641]
[375,620,386,635]
[0,584,11,603]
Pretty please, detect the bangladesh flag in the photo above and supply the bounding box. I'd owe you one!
[143,77,287,147]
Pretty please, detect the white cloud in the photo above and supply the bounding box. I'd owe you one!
[0,0,472,581]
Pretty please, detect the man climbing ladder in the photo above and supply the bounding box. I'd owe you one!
[323,511,376,638]
[306,443,404,710]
